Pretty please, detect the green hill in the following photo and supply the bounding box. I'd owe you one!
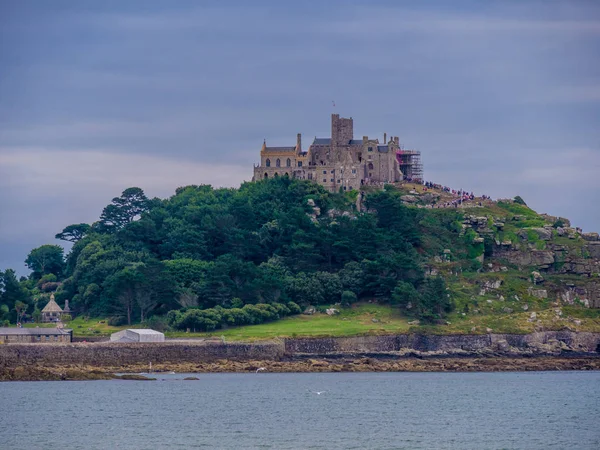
[1,178,599,338]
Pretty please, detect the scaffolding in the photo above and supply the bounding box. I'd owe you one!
[396,148,423,182]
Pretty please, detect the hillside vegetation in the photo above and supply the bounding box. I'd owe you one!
[1,177,599,338]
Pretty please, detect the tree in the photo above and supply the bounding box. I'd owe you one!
[25,245,65,279]
[0,269,30,321]
[98,187,149,232]
[14,300,28,324]
[32,306,42,323]
[104,268,140,325]
[55,223,91,242]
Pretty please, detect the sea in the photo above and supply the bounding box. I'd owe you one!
[1,371,599,449]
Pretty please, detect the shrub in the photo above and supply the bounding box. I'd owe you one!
[108,316,127,326]
[341,290,357,307]
[513,196,526,205]
[143,315,169,332]
[287,301,302,314]
[60,313,72,322]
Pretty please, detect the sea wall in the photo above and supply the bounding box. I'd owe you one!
[0,340,285,368]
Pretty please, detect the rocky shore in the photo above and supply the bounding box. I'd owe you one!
[2,356,599,381]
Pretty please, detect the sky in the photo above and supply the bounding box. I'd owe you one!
[1,0,599,275]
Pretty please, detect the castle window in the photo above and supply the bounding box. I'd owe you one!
[368,155,372,160]
[298,161,302,167]
[266,159,271,167]
[323,179,327,182]
[286,158,291,167]
[368,147,373,152]
[323,170,327,174]
[352,169,356,174]
[308,173,312,180]
[276,159,281,167]
[331,170,334,174]
[368,163,374,170]
[330,178,334,182]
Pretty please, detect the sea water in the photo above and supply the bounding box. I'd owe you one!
[1,371,599,449]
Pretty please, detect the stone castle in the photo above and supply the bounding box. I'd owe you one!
[252,114,422,192]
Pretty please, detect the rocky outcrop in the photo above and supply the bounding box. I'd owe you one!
[582,232,599,241]
[518,227,553,241]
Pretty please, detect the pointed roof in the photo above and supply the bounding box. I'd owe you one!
[42,294,63,313]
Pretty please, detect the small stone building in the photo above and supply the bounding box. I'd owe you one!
[41,294,63,322]
[0,327,73,343]
[110,329,165,343]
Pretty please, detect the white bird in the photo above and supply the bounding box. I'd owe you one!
[256,367,266,373]
[314,391,325,395]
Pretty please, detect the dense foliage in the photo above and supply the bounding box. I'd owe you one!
[1,178,458,327]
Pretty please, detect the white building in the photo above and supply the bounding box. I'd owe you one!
[110,329,165,343]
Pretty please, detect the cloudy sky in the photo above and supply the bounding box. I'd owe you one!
[1,0,599,275]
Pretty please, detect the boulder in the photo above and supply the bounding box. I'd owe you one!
[531,227,553,240]
[528,288,548,299]
[531,271,544,284]
[325,308,339,316]
[483,279,502,290]
[303,306,316,315]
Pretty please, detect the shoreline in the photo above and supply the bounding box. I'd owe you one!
[2,356,600,381]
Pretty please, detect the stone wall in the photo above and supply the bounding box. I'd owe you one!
[0,340,285,369]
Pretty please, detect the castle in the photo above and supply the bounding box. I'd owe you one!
[252,114,422,192]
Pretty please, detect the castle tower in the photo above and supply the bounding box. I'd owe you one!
[331,114,353,147]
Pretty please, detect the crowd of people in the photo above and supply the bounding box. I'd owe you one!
[419,181,493,209]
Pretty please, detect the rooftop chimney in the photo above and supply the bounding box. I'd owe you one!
[384,133,387,144]
[297,133,302,152]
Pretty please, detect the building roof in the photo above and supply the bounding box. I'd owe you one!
[377,145,389,153]
[264,146,296,152]
[42,296,63,313]
[0,327,72,336]
[125,329,164,335]
[349,140,363,145]
[312,138,331,145]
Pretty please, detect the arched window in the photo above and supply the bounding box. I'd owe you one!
[368,163,374,170]
[276,159,281,167]
[286,158,291,167]
[274,172,279,177]
[264,173,268,179]
[266,159,271,167]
